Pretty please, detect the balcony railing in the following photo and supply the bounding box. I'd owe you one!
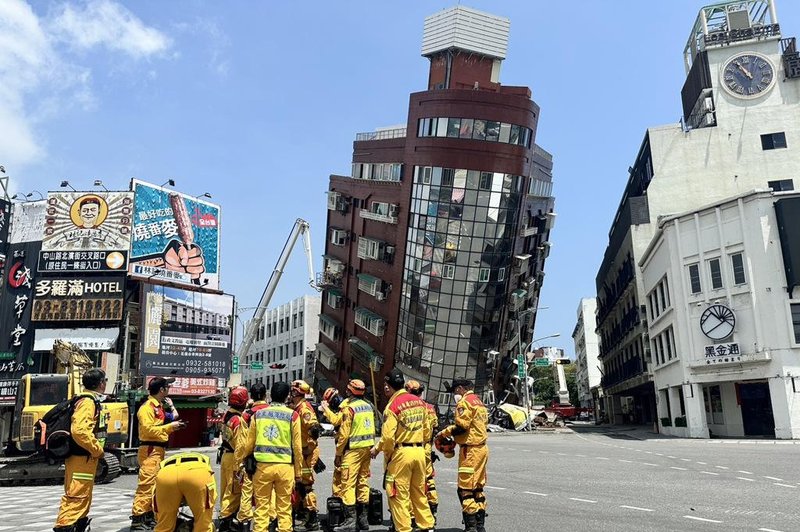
[360,209,398,224]
[355,127,407,141]
[317,271,343,288]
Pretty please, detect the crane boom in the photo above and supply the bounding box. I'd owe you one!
[237,218,319,361]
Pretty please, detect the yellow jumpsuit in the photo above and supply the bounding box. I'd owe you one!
[377,390,435,532]
[237,401,276,524]
[294,400,320,513]
[423,401,438,507]
[439,390,488,515]
[55,393,106,528]
[240,405,303,532]
[219,408,247,519]
[336,399,375,507]
[153,452,217,532]
[321,398,349,498]
[132,396,178,517]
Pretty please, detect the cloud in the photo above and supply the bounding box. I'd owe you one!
[173,18,230,77]
[0,0,170,168]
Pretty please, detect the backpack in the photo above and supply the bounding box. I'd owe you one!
[34,394,101,460]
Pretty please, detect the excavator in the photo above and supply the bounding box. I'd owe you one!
[0,340,136,484]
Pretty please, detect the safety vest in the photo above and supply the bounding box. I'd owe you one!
[253,404,294,464]
[348,399,375,449]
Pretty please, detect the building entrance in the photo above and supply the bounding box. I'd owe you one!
[739,382,775,438]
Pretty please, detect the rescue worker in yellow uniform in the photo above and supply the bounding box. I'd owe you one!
[153,452,217,532]
[240,382,303,532]
[131,377,187,531]
[405,380,439,520]
[319,387,347,499]
[332,379,375,532]
[435,379,489,532]
[218,386,250,532]
[370,369,435,532]
[237,383,276,530]
[289,380,321,532]
[54,369,108,532]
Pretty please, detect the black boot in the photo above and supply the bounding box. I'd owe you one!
[333,505,357,532]
[53,526,76,532]
[294,510,320,532]
[238,519,253,532]
[268,519,278,532]
[356,503,370,531]
[75,517,91,532]
[217,516,234,532]
[129,514,150,531]
[429,503,438,527]
[476,510,486,532]
[143,511,157,528]
[463,512,478,532]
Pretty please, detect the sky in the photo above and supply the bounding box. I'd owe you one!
[5,1,800,356]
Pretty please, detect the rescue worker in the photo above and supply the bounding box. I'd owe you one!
[240,382,303,532]
[435,379,489,532]
[237,383,275,530]
[53,368,108,532]
[405,380,439,520]
[289,380,321,531]
[370,369,434,532]
[332,380,375,532]
[218,386,250,532]
[153,451,217,532]
[319,387,346,499]
[131,377,187,531]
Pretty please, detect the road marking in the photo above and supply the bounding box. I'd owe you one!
[644,451,653,454]
[618,459,633,463]
[655,453,664,456]
[595,456,610,460]
[670,467,688,471]
[557,452,568,456]
[667,455,676,459]
[738,470,752,475]
[684,515,722,524]
[715,466,729,470]
[764,476,783,481]
[681,458,692,462]
[575,454,587,457]
[697,461,707,465]
[759,528,785,532]
[643,463,659,467]
[522,449,531,452]
[737,477,755,482]
[539,451,550,454]
[524,491,548,497]
[569,498,597,504]
[700,471,720,476]
[620,505,654,512]
[485,486,507,491]
[774,483,796,489]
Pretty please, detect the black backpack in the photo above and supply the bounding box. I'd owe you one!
[34,394,101,460]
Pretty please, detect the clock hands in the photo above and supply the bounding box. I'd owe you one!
[734,61,754,80]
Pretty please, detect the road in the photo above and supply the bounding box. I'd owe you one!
[2,427,800,531]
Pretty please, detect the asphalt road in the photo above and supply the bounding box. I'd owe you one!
[7,427,800,531]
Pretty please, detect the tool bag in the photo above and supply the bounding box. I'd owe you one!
[368,488,383,525]
[326,497,345,530]
[34,395,101,460]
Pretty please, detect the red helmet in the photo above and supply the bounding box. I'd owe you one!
[405,379,424,396]
[347,379,366,397]
[435,436,456,458]
[322,387,339,403]
[228,386,249,409]
[291,380,312,397]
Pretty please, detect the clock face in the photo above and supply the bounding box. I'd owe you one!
[700,304,736,341]
[721,53,775,99]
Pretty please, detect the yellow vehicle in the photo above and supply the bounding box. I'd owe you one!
[0,341,135,485]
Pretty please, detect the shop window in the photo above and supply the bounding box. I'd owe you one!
[703,385,724,424]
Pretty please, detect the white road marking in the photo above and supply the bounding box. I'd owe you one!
[655,453,664,456]
[700,471,720,476]
[575,454,587,457]
[644,451,653,454]
[618,459,633,463]
[524,491,548,497]
[569,498,597,504]
[557,452,567,456]
[620,505,654,512]
[595,457,610,460]
[759,528,785,532]
[714,466,729,470]
[738,470,752,475]
[697,461,707,465]
[681,458,692,462]
[737,477,755,482]
[485,486,506,491]
[774,483,796,489]
[667,455,676,459]
[684,515,722,524]
[539,451,550,454]
[643,463,659,467]
[670,467,687,471]
[764,476,783,481]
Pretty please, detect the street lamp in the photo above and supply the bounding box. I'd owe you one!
[161,179,176,187]
[60,180,76,191]
[93,180,109,191]
[513,300,556,423]
[195,192,212,199]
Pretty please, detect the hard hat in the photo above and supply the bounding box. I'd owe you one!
[291,380,312,397]
[228,386,249,409]
[322,387,339,403]
[405,379,424,396]
[435,436,456,458]
[347,379,366,396]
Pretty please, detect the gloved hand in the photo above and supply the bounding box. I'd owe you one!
[314,458,327,474]
[334,454,342,468]
[431,451,440,463]
[295,482,307,498]
[216,447,223,465]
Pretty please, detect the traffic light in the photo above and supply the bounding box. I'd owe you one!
[555,358,572,365]
[269,363,286,369]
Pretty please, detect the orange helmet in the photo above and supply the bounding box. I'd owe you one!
[291,380,312,397]
[322,387,339,403]
[435,436,456,458]
[405,380,424,396]
[228,386,249,409]
[347,379,366,396]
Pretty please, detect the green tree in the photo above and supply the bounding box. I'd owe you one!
[530,363,580,405]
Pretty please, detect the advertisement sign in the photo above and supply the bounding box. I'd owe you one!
[31,276,125,322]
[130,180,220,290]
[146,375,219,397]
[41,192,132,271]
[0,199,10,246]
[140,284,233,378]
[33,327,120,352]
[9,201,46,244]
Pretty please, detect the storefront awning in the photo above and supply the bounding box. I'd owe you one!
[34,328,120,352]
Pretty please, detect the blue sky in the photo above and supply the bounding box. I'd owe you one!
[6,1,800,355]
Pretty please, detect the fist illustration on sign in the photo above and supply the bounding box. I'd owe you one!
[164,241,205,280]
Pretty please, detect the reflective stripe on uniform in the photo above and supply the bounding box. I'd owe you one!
[458,467,475,474]
[73,472,94,481]
[254,445,292,456]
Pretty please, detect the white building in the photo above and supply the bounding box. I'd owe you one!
[242,295,321,390]
[595,0,800,428]
[572,298,602,412]
[641,190,800,439]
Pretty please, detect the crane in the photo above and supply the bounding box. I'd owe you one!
[237,218,319,362]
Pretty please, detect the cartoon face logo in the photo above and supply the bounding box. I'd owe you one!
[69,194,109,229]
[264,424,279,441]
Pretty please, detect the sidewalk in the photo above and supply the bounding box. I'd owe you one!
[569,422,671,441]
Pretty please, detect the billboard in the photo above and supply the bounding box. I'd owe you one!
[0,199,10,246]
[130,180,220,290]
[31,275,125,322]
[145,375,220,397]
[41,192,132,272]
[140,284,233,378]
[9,201,46,244]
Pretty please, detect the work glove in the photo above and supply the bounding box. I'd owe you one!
[431,451,440,463]
[314,458,327,474]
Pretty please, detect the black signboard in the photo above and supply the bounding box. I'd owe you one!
[0,199,10,246]
[31,275,125,322]
[38,250,129,273]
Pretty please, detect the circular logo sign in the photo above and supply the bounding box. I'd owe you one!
[106,251,125,270]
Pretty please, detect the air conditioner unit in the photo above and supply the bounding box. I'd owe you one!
[375,293,386,301]
[701,114,715,128]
